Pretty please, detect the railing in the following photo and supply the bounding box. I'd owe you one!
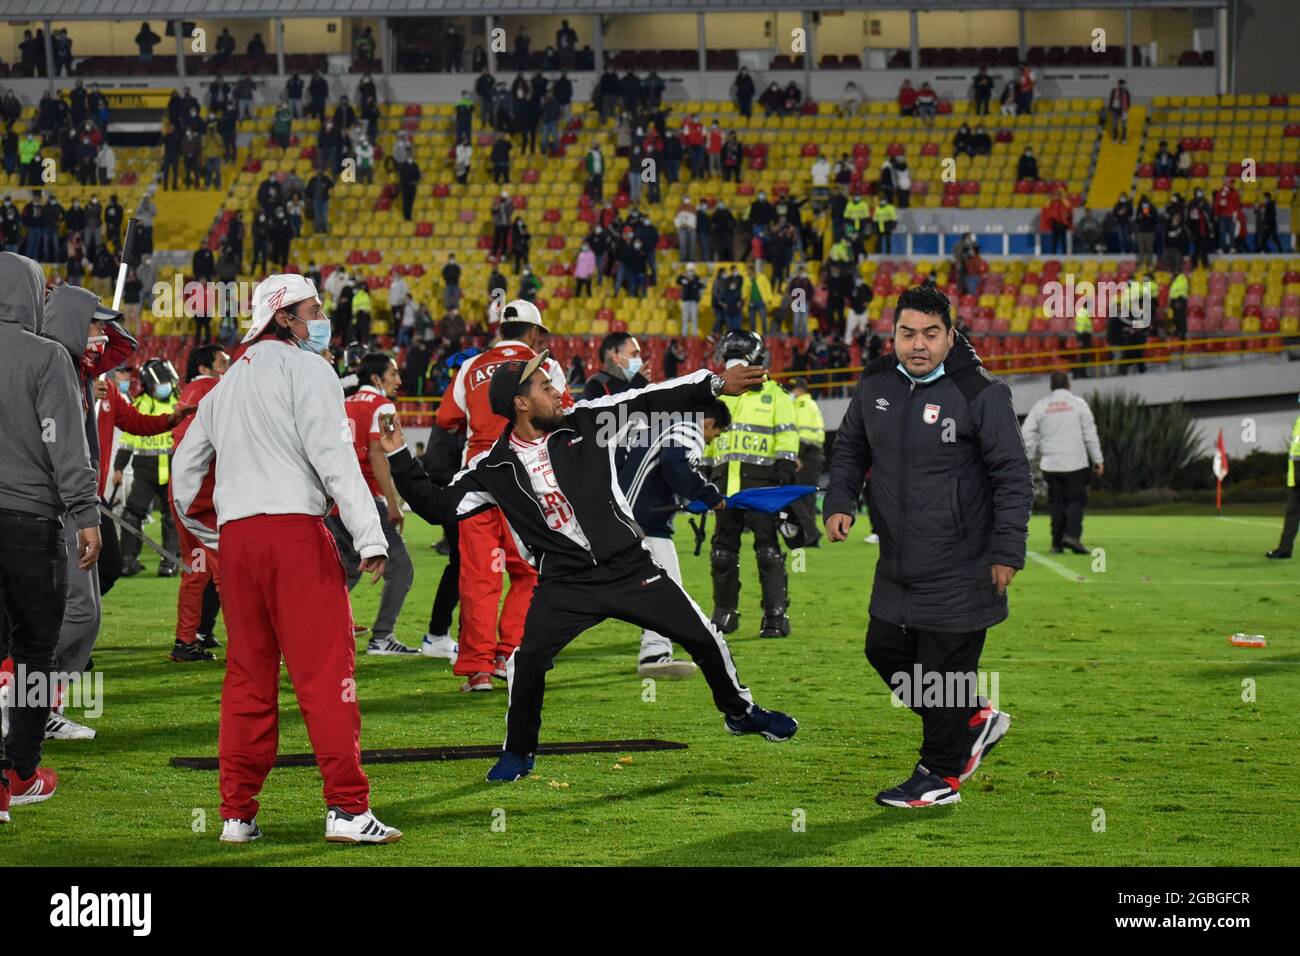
[767,334,1294,393]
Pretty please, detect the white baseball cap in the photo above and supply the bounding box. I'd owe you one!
[242,273,323,343]
[500,298,548,333]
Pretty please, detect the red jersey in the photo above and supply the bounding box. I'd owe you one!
[172,376,220,447]
[345,385,397,497]
[96,382,173,497]
[436,339,572,463]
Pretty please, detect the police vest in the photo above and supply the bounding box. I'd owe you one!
[793,392,825,449]
[707,379,799,495]
[120,393,176,480]
[1289,414,1300,489]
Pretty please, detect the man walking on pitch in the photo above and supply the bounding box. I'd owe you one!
[824,286,1030,808]
[384,356,798,781]
[1020,372,1104,554]
[173,274,401,844]
[1266,392,1300,560]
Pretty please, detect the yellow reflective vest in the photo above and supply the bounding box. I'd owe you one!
[1074,303,1091,335]
[706,379,799,495]
[119,392,177,482]
[1289,414,1300,489]
[792,392,825,449]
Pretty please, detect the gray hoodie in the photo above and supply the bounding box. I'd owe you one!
[0,252,98,528]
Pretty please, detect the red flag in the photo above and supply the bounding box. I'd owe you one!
[1212,429,1229,510]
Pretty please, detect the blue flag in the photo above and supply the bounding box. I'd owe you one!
[685,485,817,514]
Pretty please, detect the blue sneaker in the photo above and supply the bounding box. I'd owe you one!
[486,752,535,782]
[725,704,798,742]
[875,762,961,808]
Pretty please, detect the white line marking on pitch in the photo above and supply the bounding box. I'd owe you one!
[1026,550,1089,582]
[1215,517,1282,528]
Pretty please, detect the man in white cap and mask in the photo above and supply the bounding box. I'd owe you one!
[172,273,401,845]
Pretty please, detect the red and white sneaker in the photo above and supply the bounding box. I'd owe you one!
[352,625,370,637]
[492,653,512,680]
[5,767,58,805]
[460,673,493,693]
[0,775,10,824]
[961,702,1012,783]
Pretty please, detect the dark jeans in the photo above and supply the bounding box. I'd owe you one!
[97,501,122,595]
[1278,485,1300,554]
[791,445,824,547]
[427,522,460,636]
[1044,467,1091,547]
[0,509,68,778]
[865,615,987,778]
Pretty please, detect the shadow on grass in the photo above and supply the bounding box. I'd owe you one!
[627,808,939,866]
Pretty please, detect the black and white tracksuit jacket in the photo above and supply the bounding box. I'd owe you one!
[389,369,722,578]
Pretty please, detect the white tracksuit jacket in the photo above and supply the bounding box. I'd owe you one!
[171,338,386,557]
[1020,388,1105,474]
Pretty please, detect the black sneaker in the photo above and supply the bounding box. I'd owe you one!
[875,763,961,808]
[711,610,739,634]
[1265,549,1292,559]
[171,639,216,662]
[197,632,222,649]
[157,564,178,578]
[120,560,143,577]
[1060,536,1090,555]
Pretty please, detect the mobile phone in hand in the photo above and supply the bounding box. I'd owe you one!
[379,412,397,434]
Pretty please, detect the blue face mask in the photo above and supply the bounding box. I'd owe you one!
[897,362,946,385]
[155,383,173,400]
[624,357,643,380]
[117,379,130,394]
[296,318,332,354]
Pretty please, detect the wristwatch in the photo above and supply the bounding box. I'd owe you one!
[708,372,726,396]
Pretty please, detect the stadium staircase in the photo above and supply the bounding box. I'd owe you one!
[1086,105,1145,209]
[152,186,229,257]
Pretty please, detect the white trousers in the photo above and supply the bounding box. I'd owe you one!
[640,535,683,660]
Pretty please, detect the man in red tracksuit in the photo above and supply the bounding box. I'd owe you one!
[168,344,230,663]
[434,299,570,692]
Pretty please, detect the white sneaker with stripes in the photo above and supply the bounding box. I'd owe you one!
[366,634,420,656]
[325,806,402,844]
[45,710,96,740]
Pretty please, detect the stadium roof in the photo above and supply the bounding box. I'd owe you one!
[0,0,1228,21]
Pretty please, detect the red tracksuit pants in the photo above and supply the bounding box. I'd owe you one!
[171,493,220,642]
[217,514,368,821]
[455,508,537,677]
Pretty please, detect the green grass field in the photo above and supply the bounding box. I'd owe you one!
[5,507,1298,866]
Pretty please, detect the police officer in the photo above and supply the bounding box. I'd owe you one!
[788,377,825,548]
[1020,372,1104,554]
[114,358,179,576]
[706,331,799,638]
[1266,394,1300,560]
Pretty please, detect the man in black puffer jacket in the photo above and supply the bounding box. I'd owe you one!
[824,285,1031,810]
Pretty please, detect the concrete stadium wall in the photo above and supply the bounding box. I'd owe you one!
[0,67,1217,110]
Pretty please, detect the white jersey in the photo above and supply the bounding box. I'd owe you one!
[508,430,591,550]
[171,338,386,558]
[1021,388,1104,474]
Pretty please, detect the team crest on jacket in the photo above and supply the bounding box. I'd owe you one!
[923,403,941,425]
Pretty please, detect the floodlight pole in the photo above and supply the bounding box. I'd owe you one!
[42,20,54,94]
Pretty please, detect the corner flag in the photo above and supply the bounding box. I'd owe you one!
[1212,429,1229,511]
